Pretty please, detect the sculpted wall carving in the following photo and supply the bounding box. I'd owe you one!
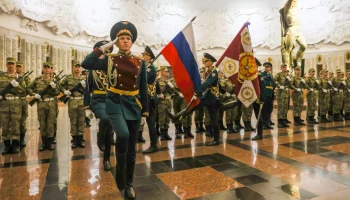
[1,0,349,50]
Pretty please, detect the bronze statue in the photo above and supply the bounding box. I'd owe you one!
[280,0,307,69]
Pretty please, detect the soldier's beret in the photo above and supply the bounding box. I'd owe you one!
[308,68,315,72]
[16,61,24,67]
[144,45,155,59]
[94,40,113,52]
[203,53,217,63]
[6,57,16,64]
[110,21,137,43]
[295,66,301,70]
[43,62,52,68]
[263,62,272,67]
[280,63,287,68]
[329,72,334,75]
[72,60,81,66]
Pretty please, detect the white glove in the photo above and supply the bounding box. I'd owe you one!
[99,38,117,53]
[225,92,231,97]
[34,94,41,99]
[279,86,285,90]
[322,89,327,93]
[296,88,301,92]
[10,79,19,87]
[310,88,314,92]
[85,109,94,119]
[80,80,86,88]
[64,90,71,96]
[342,81,346,85]
[333,88,338,92]
[286,76,291,81]
[191,95,197,101]
[316,80,320,84]
[0,96,3,100]
[179,93,184,98]
[301,79,306,84]
[328,80,332,85]
[158,93,164,99]
[50,82,56,88]
[167,82,174,88]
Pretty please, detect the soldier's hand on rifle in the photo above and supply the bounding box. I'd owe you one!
[167,82,174,88]
[279,86,285,90]
[34,94,41,100]
[333,88,338,92]
[10,79,19,87]
[179,93,184,98]
[80,80,86,88]
[99,38,117,53]
[85,109,94,119]
[50,82,56,88]
[64,90,71,97]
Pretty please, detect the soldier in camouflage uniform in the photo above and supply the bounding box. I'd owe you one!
[172,78,185,139]
[290,67,307,126]
[16,61,31,147]
[305,68,319,124]
[220,75,238,133]
[157,67,174,140]
[60,61,86,148]
[344,71,350,120]
[0,57,25,154]
[234,104,245,130]
[242,105,254,131]
[218,71,227,130]
[328,72,335,119]
[331,69,345,121]
[27,62,60,151]
[319,69,333,123]
[274,63,291,128]
[194,67,206,133]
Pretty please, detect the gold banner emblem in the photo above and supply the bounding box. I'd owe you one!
[238,52,258,81]
[240,86,254,102]
[223,59,237,76]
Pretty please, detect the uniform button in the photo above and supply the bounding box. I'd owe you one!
[133,85,136,88]
[120,84,123,87]
[138,66,140,69]
[135,75,137,78]
[119,74,121,77]
[115,64,118,66]
[120,56,122,58]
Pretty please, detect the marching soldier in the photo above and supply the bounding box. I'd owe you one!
[16,61,31,147]
[305,68,319,124]
[83,41,114,170]
[332,69,345,121]
[0,57,25,154]
[260,62,274,129]
[274,64,291,128]
[157,67,174,141]
[344,71,350,120]
[82,21,149,199]
[27,62,60,151]
[290,67,306,126]
[60,61,86,148]
[319,69,332,123]
[194,67,206,133]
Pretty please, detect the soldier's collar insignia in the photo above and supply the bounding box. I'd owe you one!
[212,73,216,77]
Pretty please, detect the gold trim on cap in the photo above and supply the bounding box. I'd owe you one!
[117,29,133,38]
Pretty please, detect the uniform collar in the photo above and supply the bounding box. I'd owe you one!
[117,51,132,57]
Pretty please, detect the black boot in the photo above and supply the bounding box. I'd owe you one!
[227,124,233,134]
[334,114,343,122]
[179,125,184,133]
[298,117,305,125]
[264,122,274,129]
[195,122,200,133]
[199,122,206,132]
[320,115,328,123]
[2,140,11,154]
[175,125,182,139]
[346,113,350,120]
[294,117,301,126]
[47,137,55,151]
[205,125,213,138]
[312,116,319,124]
[235,120,244,129]
[206,126,220,146]
[308,116,316,125]
[269,120,275,126]
[103,130,112,171]
[231,123,238,133]
[156,124,161,136]
[219,120,227,130]
[282,119,290,127]
[53,131,57,144]
[137,131,146,143]
[125,155,136,199]
[160,129,172,141]
[186,126,194,138]
[183,127,189,138]
[115,151,126,191]
[285,119,291,124]
[97,131,105,152]
[71,136,77,149]
[248,121,255,131]
[142,144,158,154]
[278,119,284,128]
[20,133,26,147]
[78,135,85,148]
[244,121,251,132]
[40,137,47,151]
[11,140,20,153]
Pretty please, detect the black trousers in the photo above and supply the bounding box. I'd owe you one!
[253,102,264,137]
[262,96,273,126]
[146,101,158,146]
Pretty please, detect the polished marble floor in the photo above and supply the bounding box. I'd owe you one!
[1,103,350,200]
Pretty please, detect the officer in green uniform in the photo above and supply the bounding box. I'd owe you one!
[141,45,160,154]
[344,71,350,120]
[157,67,174,141]
[332,69,345,121]
[260,62,274,129]
[319,69,332,123]
[274,63,291,128]
[220,75,238,133]
[305,68,319,124]
[16,61,31,147]
[83,40,113,171]
[61,61,86,148]
[194,67,206,133]
[82,21,148,199]
[27,62,60,151]
[0,57,25,154]
[290,67,307,126]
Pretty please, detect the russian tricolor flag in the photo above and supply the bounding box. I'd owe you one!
[161,22,201,108]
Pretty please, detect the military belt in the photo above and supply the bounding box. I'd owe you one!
[43,98,55,102]
[93,90,107,95]
[70,96,83,100]
[109,87,139,96]
[266,86,273,89]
